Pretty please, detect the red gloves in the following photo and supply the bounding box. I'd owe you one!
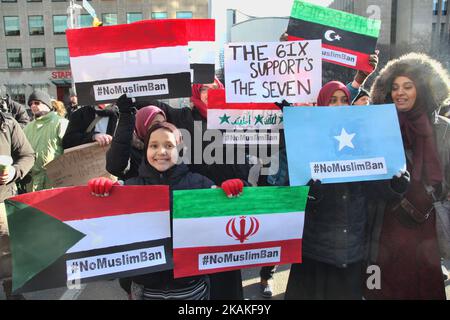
[221,179,244,198]
[88,177,118,196]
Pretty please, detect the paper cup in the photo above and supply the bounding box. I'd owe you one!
[0,155,13,175]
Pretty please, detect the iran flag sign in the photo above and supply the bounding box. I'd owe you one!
[172,186,308,278]
[5,186,171,293]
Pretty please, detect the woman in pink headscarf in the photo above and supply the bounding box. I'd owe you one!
[106,104,166,181]
[316,81,351,107]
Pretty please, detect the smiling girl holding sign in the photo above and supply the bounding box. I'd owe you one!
[89,122,243,300]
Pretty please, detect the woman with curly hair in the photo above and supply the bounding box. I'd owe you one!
[366,53,450,299]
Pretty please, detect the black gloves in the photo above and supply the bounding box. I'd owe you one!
[390,170,410,194]
[116,94,135,114]
[354,51,379,85]
[307,179,323,203]
[274,99,291,110]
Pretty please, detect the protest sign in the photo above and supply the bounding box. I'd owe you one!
[172,186,308,278]
[283,105,406,185]
[132,19,216,84]
[288,0,381,72]
[44,142,114,188]
[224,40,322,103]
[5,186,171,293]
[66,20,192,105]
[185,19,216,84]
[207,89,282,145]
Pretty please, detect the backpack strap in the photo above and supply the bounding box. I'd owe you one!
[85,115,102,133]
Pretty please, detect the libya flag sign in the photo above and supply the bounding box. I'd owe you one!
[172,186,308,278]
[287,0,381,72]
[5,186,171,293]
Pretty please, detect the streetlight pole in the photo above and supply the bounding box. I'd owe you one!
[66,0,82,95]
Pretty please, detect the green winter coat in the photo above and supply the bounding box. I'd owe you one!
[23,112,68,192]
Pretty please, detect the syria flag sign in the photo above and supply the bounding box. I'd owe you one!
[185,19,216,84]
[132,19,216,84]
[287,0,381,72]
[66,20,192,105]
[172,186,308,278]
[4,186,171,293]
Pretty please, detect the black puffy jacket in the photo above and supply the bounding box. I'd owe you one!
[302,182,370,267]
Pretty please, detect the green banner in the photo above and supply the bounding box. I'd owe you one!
[173,186,309,219]
[291,0,381,38]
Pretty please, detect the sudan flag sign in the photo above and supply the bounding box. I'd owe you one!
[172,186,309,278]
[5,186,171,293]
[287,0,381,72]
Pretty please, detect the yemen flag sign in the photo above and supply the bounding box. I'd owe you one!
[5,186,171,293]
[172,186,308,278]
[287,0,381,72]
[66,20,192,105]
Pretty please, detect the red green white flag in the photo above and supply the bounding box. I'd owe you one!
[5,186,171,293]
[172,186,309,278]
[287,0,381,72]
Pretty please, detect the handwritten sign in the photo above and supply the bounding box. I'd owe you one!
[288,0,381,72]
[45,142,115,188]
[224,40,322,103]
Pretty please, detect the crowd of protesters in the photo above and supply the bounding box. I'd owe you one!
[0,45,449,300]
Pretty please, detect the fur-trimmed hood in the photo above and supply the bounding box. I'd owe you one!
[370,53,450,114]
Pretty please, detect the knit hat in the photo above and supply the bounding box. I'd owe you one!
[28,90,52,109]
[352,87,370,104]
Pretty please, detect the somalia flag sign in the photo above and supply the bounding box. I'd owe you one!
[283,104,406,186]
[172,186,308,278]
[287,0,381,72]
[5,186,171,293]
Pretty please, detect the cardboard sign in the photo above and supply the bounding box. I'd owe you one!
[45,142,115,188]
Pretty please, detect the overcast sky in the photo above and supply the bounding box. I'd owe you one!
[210,0,334,18]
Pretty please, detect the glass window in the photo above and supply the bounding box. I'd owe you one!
[443,0,448,15]
[102,13,118,26]
[176,11,193,19]
[7,85,26,105]
[433,0,439,15]
[7,49,22,68]
[31,48,46,68]
[127,12,143,24]
[28,0,43,2]
[4,16,20,36]
[29,16,44,35]
[53,15,68,34]
[1,0,18,2]
[55,48,70,67]
[151,12,168,19]
[78,14,93,28]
